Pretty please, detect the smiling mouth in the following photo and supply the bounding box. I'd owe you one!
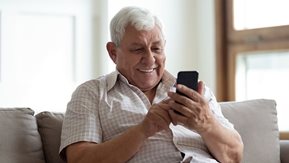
[138,67,157,73]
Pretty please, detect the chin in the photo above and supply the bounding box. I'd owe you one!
[139,80,159,91]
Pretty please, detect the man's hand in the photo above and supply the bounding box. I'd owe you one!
[167,81,214,133]
[168,81,244,163]
[140,99,172,138]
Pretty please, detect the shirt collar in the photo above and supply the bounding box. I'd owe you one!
[105,70,119,91]
[161,70,177,89]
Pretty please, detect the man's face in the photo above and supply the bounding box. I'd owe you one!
[112,25,166,92]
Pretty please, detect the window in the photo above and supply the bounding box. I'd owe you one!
[0,0,94,113]
[233,0,289,30]
[236,51,289,131]
[216,0,289,138]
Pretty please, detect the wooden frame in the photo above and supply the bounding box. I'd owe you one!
[215,1,228,101]
[215,0,289,139]
[227,0,289,100]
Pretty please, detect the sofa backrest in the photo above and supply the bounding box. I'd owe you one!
[0,108,45,163]
[39,99,281,163]
[221,99,280,163]
[0,99,281,163]
[36,111,66,163]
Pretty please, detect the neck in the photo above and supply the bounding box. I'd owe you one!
[143,87,157,104]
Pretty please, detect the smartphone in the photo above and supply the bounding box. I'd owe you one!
[176,71,199,96]
[174,71,199,115]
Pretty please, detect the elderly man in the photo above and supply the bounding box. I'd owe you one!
[60,6,243,163]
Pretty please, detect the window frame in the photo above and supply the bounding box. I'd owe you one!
[215,0,289,139]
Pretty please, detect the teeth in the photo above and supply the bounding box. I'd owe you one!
[139,69,154,73]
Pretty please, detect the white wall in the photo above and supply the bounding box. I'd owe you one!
[163,0,198,77]
[195,0,216,92]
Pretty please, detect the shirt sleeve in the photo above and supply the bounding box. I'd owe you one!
[59,80,102,158]
[204,86,234,129]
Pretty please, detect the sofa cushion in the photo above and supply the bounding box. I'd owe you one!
[36,111,66,163]
[221,99,280,163]
[0,107,45,163]
[0,153,45,163]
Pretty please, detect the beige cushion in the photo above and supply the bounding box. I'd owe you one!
[0,108,45,163]
[0,153,45,163]
[36,111,65,163]
[221,99,280,163]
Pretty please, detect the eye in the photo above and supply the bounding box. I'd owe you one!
[130,48,145,54]
[152,47,163,53]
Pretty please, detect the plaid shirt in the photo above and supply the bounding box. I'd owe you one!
[60,70,233,163]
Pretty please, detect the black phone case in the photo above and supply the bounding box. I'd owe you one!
[176,71,199,96]
[174,71,199,115]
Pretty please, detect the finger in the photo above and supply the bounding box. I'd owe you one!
[168,91,200,111]
[169,100,193,118]
[197,81,205,96]
[176,84,201,102]
[161,98,172,104]
[151,104,171,124]
[168,91,191,104]
[158,103,171,111]
[168,110,177,125]
[168,109,188,126]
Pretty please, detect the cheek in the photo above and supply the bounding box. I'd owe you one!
[117,54,139,69]
[157,55,166,65]
[129,55,143,65]
[116,53,129,64]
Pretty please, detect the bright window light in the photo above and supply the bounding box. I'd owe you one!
[0,13,76,113]
[236,51,289,131]
[234,0,289,30]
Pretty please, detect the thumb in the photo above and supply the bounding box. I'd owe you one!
[197,81,205,96]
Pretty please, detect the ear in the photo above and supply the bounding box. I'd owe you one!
[106,42,117,63]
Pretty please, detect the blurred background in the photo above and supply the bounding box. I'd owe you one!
[0,0,288,133]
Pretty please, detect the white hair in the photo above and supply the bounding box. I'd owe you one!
[110,6,165,46]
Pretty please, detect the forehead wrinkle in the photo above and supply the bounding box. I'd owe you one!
[135,30,162,44]
[122,25,164,48]
[130,40,162,47]
[130,42,143,46]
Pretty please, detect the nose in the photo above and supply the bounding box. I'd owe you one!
[141,50,156,65]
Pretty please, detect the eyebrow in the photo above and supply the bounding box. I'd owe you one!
[130,41,163,46]
[152,41,163,46]
[130,43,143,47]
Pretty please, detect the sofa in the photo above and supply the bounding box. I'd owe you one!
[0,99,288,163]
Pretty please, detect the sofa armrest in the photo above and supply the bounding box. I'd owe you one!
[281,140,289,163]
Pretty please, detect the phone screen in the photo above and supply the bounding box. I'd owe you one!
[176,71,199,96]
